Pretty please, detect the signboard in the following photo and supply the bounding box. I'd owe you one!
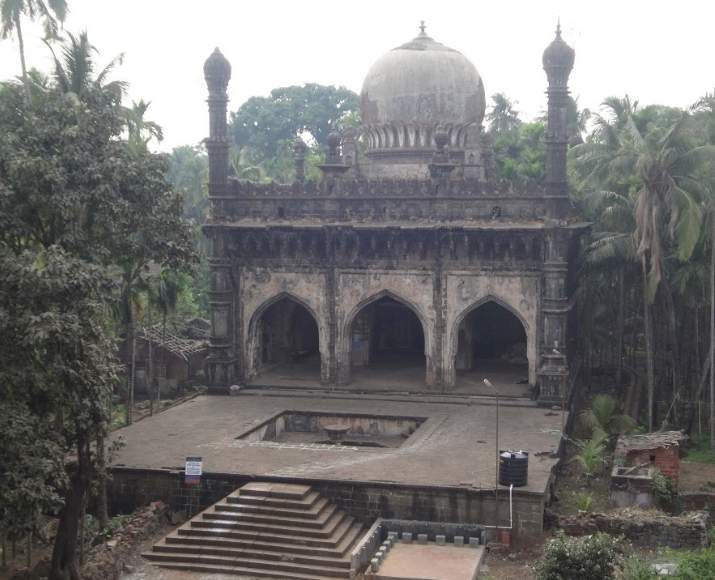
[185,456,202,486]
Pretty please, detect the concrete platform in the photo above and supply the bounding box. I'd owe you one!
[369,543,484,580]
[110,393,562,493]
[250,359,531,398]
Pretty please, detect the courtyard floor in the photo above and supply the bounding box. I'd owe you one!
[111,391,563,493]
[250,358,531,399]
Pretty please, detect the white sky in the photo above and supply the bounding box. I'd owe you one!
[0,0,712,151]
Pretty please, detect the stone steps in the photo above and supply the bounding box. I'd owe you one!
[152,561,347,580]
[227,489,322,509]
[143,482,365,579]
[205,501,337,528]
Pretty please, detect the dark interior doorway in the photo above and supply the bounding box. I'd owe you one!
[350,296,425,387]
[455,301,528,396]
[253,297,320,383]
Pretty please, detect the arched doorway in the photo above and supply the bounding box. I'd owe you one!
[249,296,321,385]
[455,301,530,397]
[348,295,426,389]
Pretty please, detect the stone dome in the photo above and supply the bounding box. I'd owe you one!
[361,27,485,132]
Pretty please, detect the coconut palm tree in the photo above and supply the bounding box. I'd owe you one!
[45,30,126,100]
[125,99,163,151]
[0,0,67,97]
[573,97,712,430]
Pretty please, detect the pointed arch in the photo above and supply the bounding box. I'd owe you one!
[339,289,433,387]
[245,291,324,382]
[447,294,534,387]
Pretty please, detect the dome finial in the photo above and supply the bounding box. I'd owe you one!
[419,20,427,36]
[556,18,562,38]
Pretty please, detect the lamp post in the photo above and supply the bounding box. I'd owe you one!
[484,378,499,536]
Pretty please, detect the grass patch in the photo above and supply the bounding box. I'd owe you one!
[684,434,715,464]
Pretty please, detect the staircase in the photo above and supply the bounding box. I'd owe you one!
[143,482,366,579]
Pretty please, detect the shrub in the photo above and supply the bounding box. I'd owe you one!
[575,492,594,512]
[675,548,715,579]
[572,428,609,478]
[620,555,655,580]
[536,532,624,580]
[651,470,676,511]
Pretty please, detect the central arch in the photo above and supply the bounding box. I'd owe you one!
[340,291,432,388]
[246,293,323,385]
[450,297,532,397]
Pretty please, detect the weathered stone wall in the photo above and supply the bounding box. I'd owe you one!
[557,510,710,549]
[240,267,329,381]
[336,270,436,385]
[108,469,546,542]
[444,272,540,385]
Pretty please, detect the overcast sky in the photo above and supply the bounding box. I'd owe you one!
[0,0,712,151]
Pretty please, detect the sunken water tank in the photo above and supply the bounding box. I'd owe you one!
[499,450,529,487]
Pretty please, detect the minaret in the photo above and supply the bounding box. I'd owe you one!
[542,22,575,217]
[204,48,231,198]
[203,48,234,389]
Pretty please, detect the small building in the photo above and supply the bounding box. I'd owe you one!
[132,324,209,394]
[615,431,686,482]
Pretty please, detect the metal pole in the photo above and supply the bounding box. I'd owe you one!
[484,379,499,537]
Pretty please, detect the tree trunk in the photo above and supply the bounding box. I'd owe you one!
[642,256,655,431]
[686,350,712,435]
[49,438,91,580]
[13,15,30,103]
[126,320,135,426]
[661,275,680,424]
[96,433,108,530]
[710,214,715,455]
[616,266,625,389]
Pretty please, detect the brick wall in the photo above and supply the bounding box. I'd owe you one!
[626,447,680,481]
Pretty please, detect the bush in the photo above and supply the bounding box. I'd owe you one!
[620,555,655,580]
[675,548,715,579]
[651,470,676,511]
[536,532,624,580]
[575,493,594,512]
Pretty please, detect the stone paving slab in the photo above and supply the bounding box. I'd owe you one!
[370,543,484,579]
[111,394,564,493]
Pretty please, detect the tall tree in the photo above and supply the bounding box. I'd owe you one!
[0,48,194,577]
[573,97,714,430]
[487,92,521,135]
[230,83,358,180]
[0,0,67,96]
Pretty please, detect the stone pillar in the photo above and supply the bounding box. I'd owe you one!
[203,48,237,390]
[538,229,570,405]
[542,24,574,219]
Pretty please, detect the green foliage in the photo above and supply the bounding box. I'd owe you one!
[231,83,359,157]
[229,83,357,181]
[575,492,594,512]
[572,428,609,478]
[579,394,636,436]
[536,532,624,580]
[492,121,546,186]
[651,470,676,510]
[686,434,715,464]
[620,555,655,580]
[0,40,194,578]
[674,548,715,579]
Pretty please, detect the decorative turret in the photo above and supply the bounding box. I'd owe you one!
[543,23,574,216]
[204,48,231,198]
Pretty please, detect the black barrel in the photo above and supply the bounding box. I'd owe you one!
[499,450,528,487]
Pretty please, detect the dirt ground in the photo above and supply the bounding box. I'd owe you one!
[680,460,715,492]
[478,546,541,579]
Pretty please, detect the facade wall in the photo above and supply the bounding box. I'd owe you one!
[233,263,545,390]
[240,267,329,381]
[443,272,540,385]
